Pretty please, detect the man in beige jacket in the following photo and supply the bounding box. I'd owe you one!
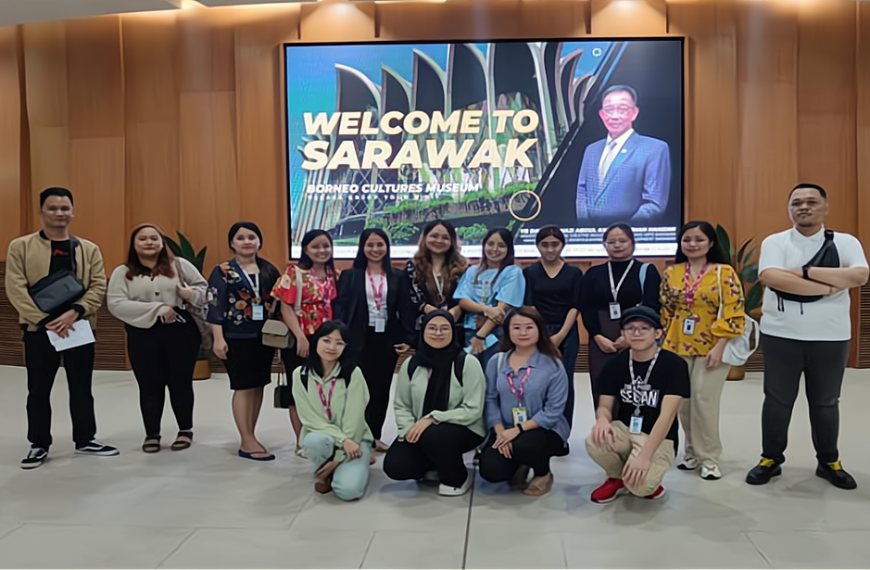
[5,187,119,469]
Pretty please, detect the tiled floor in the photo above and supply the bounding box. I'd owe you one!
[0,364,868,569]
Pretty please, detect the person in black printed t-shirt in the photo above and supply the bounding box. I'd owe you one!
[585,305,690,503]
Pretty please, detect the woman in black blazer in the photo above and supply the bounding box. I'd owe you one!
[335,228,416,451]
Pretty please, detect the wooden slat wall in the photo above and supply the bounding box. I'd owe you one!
[0,0,865,372]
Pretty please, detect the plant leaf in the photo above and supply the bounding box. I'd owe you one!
[195,247,207,274]
[715,225,733,259]
[177,232,196,260]
[736,239,751,265]
[163,235,183,257]
[743,246,758,267]
[741,263,759,284]
[745,282,764,313]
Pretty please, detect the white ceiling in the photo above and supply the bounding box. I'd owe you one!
[0,0,318,28]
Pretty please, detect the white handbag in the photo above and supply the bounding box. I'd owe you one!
[716,265,760,367]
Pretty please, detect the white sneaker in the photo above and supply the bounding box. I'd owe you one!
[701,464,722,480]
[295,446,307,459]
[422,470,439,482]
[678,457,699,471]
[438,473,473,496]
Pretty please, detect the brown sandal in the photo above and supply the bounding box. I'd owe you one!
[142,437,161,454]
[314,473,333,494]
[523,473,554,496]
[170,431,193,451]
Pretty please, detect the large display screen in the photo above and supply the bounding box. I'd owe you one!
[285,38,684,259]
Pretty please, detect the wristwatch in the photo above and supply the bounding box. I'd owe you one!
[802,266,810,280]
[517,423,525,433]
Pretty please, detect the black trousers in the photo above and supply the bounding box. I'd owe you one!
[760,333,849,465]
[478,428,567,481]
[358,326,398,441]
[126,317,200,438]
[23,330,97,449]
[383,423,484,487]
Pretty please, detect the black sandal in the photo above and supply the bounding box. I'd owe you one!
[171,431,193,451]
[142,437,161,453]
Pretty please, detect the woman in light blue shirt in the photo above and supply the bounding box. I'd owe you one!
[454,228,526,366]
[478,306,570,496]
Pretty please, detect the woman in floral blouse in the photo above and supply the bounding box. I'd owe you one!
[660,220,746,481]
[207,221,281,461]
[405,219,467,328]
[272,229,338,456]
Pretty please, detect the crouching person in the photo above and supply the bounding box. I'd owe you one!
[586,306,690,503]
[292,321,373,501]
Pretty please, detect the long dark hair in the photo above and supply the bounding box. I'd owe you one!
[500,306,561,360]
[353,228,392,272]
[674,221,731,266]
[305,320,356,378]
[412,220,467,303]
[298,229,336,276]
[125,224,175,280]
[475,227,515,284]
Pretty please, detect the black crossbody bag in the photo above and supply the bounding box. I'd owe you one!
[28,237,86,314]
[771,229,839,303]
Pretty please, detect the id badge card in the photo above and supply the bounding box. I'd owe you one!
[252,304,264,321]
[374,317,386,333]
[512,407,527,426]
[609,302,621,320]
[629,415,644,434]
[682,317,696,335]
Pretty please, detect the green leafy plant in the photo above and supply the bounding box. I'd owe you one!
[715,224,763,313]
[163,231,207,274]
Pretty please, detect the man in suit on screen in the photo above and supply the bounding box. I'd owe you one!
[575,85,671,226]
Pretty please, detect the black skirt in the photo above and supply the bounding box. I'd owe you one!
[224,337,275,391]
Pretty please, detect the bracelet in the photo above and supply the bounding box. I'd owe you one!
[474,334,487,341]
[517,424,525,433]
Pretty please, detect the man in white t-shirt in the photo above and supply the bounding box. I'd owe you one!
[746,183,868,490]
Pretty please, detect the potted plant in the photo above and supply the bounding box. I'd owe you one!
[715,225,764,381]
[164,232,211,381]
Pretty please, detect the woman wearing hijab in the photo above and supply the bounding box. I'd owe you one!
[206,221,281,461]
[383,310,486,496]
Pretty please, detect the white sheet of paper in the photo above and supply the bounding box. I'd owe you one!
[47,320,95,352]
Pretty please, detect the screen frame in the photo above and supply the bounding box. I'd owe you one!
[282,35,686,261]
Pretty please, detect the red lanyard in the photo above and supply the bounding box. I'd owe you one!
[316,379,338,420]
[682,263,708,310]
[366,270,385,311]
[505,367,533,404]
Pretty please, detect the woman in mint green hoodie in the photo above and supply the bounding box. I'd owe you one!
[383,310,486,496]
[292,321,373,501]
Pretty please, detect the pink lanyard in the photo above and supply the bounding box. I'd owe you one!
[682,263,708,310]
[317,379,338,420]
[505,367,533,404]
[366,270,385,311]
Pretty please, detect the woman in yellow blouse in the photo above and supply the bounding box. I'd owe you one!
[660,221,746,481]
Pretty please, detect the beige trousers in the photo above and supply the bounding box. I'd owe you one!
[585,421,676,497]
[679,356,729,466]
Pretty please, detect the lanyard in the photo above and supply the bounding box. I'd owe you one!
[628,348,660,416]
[316,378,338,421]
[505,366,533,404]
[681,263,708,310]
[434,271,444,303]
[366,270,385,311]
[241,272,261,302]
[607,259,635,302]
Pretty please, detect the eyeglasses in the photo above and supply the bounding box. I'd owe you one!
[623,325,653,335]
[605,239,631,247]
[602,105,635,117]
[425,326,453,334]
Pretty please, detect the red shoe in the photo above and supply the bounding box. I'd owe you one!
[591,478,627,504]
[643,486,667,500]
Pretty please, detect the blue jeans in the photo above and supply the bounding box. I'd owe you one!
[548,323,578,428]
[302,431,372,501]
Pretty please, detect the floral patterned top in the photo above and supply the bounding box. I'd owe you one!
[206,258,280,340]
[660,263,746,356]
[271,264,338,337]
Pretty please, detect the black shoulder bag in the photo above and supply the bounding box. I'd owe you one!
[771,229,839,303]
[27,237,86,315]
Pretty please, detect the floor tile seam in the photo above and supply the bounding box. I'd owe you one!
[357,531,377,570]
[741,529,774,569]
[155,528,199,569]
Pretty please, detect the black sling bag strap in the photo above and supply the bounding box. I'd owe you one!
[771,229,839,303]
[28,236,86,314]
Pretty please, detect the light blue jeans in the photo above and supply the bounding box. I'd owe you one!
[302,431,372,501]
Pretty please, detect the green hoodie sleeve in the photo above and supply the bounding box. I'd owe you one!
[340,367,371,445]
[429,355,486,427]
[393,359,417,439]
[291,368,347,445]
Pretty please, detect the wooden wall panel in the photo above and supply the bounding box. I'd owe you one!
[668,1,738,231]
[856,3,870,367]
[377,0,527,40]
[22,23,71,214]
[0,27,23,249]
[590,0,666,35]
[122,13,181,235]
[299,0,375,43]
